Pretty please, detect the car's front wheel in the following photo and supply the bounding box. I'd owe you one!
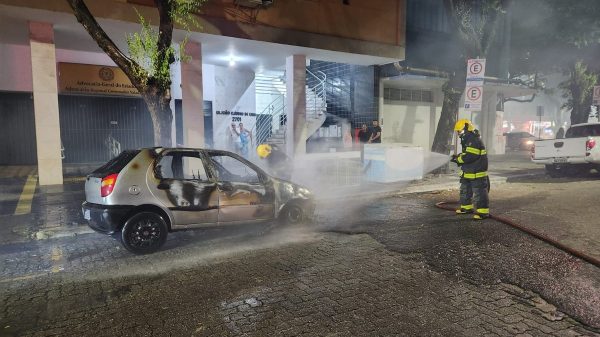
[280,203,306,225]
[121,212,168,254]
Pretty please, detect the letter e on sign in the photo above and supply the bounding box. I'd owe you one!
[468,87,482,100]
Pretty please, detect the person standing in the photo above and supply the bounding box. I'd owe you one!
[228,123,241,154]
[357,123,372,162]
[450,119,490,220]
[237,122,253,159]
[369,119,382,143]
[256,143,292,180]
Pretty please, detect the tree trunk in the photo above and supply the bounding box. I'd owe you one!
[144,87,173,147]
[431,70,465,155]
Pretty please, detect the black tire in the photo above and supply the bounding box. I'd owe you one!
[120,212,168,254]
[280,203,305,225]
[545,164,565,178]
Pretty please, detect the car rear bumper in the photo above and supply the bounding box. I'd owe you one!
[82,202,133,234]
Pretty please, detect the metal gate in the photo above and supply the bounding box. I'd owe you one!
[59,95,154,163]
[0,92,37,165]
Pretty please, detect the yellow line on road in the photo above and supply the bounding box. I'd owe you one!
[50,246,64,273]
[0,272,48,284]
[14,174,37,215]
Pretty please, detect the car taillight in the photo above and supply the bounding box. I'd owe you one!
[586,138,596,151]
[101,173,118,197]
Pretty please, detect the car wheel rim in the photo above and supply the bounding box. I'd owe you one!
[288,207,302,223]
[128,219,161,248]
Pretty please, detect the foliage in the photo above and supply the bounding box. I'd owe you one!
[558,61,597,124]
[510,0,600,76]
[126,0,204,91]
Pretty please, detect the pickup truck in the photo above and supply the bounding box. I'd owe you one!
[531,122,600,177]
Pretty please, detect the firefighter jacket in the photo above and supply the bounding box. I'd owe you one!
[456,131,488,179]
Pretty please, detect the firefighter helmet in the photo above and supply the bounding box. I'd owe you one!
[256,144,272,158]
[454,119,475,132]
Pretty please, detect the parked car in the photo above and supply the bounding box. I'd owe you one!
[82,148,315,254]
[531,122,600,177]
[504,132,536,151]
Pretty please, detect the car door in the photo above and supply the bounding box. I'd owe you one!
[206,151,275,223]
[150,150,219,227]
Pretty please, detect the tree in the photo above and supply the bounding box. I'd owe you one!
[67,0,205,146]
[431,0,509,155]
[559,61,598,125]
[509,0,600,126]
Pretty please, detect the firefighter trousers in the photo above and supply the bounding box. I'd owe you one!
[459,177,489,215]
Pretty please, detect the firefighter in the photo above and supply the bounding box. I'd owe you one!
[256,143,292,180]
[450,119,490,220]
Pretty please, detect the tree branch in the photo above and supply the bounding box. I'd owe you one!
[66,0,145,91]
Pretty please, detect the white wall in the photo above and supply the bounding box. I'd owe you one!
[0,43,33,92]
[211,65,256,153]
[382,101,434,149]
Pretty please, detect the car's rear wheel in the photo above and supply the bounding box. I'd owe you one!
[121,212,168,254]
[545,164,565,178]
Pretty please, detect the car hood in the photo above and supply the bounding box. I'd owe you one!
[271,177,314,203]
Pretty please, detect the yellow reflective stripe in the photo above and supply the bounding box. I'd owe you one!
[461,205,473,210]
[457,154,464,164]
[462,172,487,179]
[465,147,481,155]
[476,208,490,214]
[481,150,487,155]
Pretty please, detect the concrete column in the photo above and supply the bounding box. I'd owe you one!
[481,89,505,155]
[29,22,62,185]
[181,41,204,148]
[285,55,307,156]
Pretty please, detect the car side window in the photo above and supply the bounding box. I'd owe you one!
[182,156,209,181]
[209,154,260,184]
[157,154,175,178]
[157,152,209,181]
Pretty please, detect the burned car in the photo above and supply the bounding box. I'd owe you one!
[82,148,314,254]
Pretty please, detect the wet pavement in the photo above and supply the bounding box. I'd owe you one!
[1,154,600,336]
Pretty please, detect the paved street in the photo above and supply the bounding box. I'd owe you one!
[1,155,600,336]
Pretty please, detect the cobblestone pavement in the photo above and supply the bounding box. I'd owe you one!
[1,157,600,336]
[1,226,598,337]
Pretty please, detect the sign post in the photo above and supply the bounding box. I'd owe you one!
[536,106,544,138]
[459,59,487,154]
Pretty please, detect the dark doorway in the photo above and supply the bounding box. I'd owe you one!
[0,92,37,165]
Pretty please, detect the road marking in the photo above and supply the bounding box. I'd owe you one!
[50,246,64,273]
[14,174,37,215]
[0,272,48,284]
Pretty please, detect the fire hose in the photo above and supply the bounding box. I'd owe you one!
[435,201,600,269]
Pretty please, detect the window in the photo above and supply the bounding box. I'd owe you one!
[91,150,140,177]
[209,154,260,183]
[182,156,208,181]
[384,88,434,103]
[566,125,600,138]
[156,152,209,181]
[157,154,175,178]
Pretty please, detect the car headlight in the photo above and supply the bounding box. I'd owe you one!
[526,140,534,145]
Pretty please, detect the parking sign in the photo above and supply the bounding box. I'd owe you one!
[464,59,486,111]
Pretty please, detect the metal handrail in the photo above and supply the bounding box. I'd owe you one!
[306,69,327,119]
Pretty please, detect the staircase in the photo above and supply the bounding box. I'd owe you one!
[252,70,327,149]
